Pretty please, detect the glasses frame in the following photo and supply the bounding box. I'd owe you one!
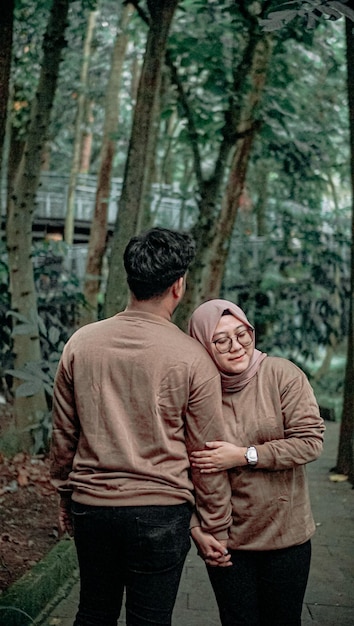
[211,328,253,354]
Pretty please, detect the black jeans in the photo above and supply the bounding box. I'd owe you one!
[207,540,311,626]
[71,502,191,626]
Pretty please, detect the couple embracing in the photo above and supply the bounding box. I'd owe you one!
[50,227,324,626]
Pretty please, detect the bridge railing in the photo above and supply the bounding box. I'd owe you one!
[1,172,197,230]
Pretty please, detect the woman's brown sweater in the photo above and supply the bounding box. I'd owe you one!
[223,356,325,551]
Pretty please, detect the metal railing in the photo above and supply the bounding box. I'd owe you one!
[1,172,197,230]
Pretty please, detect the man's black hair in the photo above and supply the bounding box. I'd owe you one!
[124,227,196,301]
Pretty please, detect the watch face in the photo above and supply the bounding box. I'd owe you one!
[247,447,258,463]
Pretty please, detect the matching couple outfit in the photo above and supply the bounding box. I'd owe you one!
[51,299,324,626]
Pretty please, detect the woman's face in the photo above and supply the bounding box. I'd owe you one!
[211,314,254,375]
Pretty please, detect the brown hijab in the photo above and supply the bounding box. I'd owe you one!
[188,299,267,393]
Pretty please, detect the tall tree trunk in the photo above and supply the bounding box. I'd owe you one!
[174,35,272,330]
[6,130,25,208]
[6,0,70,452]
[80,100,94,173]
[138,56,165,233]
[0,0,14,186]
[336,17,354,481]
[64,7,97,244]
[255,164,269,237]
[104,0,179,318]
[80,3,132,325]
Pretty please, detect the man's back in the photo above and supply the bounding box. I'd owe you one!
[50,227,232,626]
[51,310,230,527]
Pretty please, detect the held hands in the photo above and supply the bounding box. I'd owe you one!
[190,526,232,568]
[190,441,247,473]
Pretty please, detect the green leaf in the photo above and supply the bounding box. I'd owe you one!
[49,326,61,344]
[11,323,38,336]
[15,379,43,398]
[6,368,38,382]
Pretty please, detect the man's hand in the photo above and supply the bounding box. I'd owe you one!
[58,497,74,537]
[190,526,232,567]
[190,441,247,472]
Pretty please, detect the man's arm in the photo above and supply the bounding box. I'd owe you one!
[50,351,79,534]
[185,368,232,540]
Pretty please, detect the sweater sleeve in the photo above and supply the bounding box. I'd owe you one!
[185,370,232,540]
[256,366,325,470]
[50,349,79,499]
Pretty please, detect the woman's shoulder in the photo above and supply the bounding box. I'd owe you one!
[260,355,305,379]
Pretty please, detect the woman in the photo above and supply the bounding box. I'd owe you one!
[188,299,325,626]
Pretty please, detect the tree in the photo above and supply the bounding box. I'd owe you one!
[6,0,70,452]
[6,0,50,206]
[104,0,179,317]
[242,0,354,480]
[173,1,273,328]
[64,5,98,245]
[336,15,354,481]
[81,2,133,325]
[0,0,14,185]
[176,23,272,328]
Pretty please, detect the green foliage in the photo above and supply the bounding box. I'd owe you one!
[224,199,350,366]
[11,0,51,135]
[0,241,85,451]
[50,0,140,175]
[311,353,345,418]
[5,0,351,408]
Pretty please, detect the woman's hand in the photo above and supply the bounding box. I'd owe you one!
[190,441,247,472]
[190,526,232,567]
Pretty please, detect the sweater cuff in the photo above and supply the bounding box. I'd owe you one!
[189,510,200,530]
[211,529,229,542]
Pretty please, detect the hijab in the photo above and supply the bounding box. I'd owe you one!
[188,299,267,393]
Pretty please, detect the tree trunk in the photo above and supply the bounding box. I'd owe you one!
[80,100,94,173]
[174,35,272,330]
[336,17,354,481]
[255,165,269,237]
[138,57,165,233]
[0,0,14,184]
[80,3,132,326]
[6,130,25,208]
[104,0,179,318]
[6,0,70,452]
[64,8,98,245]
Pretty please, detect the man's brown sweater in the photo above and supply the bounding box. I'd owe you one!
[50,310,232,539]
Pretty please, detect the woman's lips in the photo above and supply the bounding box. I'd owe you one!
[229,353,246,362]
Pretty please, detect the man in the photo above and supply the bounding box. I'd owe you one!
[50,227,232,626]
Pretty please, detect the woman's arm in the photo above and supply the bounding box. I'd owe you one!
[190,441,247,472]
[191,365,324,473]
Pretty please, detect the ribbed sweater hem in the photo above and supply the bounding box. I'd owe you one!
[72,490,195,508]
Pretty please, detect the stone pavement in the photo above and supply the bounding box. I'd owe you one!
[35,421,354,626]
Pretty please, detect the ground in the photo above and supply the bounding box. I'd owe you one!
[0,405,60,595]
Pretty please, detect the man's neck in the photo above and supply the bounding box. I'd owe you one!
[125,296,174,321]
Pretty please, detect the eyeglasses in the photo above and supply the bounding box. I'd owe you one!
[212,328,253,354]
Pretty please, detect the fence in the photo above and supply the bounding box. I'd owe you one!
[20,172,197,230]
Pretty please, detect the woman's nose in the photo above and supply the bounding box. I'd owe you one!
[229,336,242,351]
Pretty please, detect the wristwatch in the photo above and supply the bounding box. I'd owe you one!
[245,446,258,466]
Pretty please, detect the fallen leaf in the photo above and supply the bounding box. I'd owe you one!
[329,474,348,483]
[17,468,29,487]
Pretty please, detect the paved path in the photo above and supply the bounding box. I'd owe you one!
[36,421,354,625]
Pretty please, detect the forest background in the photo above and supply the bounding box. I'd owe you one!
[0,0,354,485]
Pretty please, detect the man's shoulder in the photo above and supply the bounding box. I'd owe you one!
[68,318,111,339]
